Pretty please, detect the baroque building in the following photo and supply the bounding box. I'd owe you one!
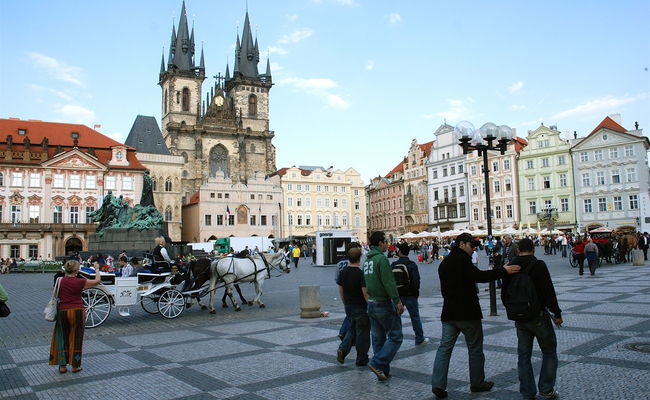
[426,124,469,232]
[571,115,649,233]
[366,160,405,241]
[466,137,527,230]
[517,124,576,232]
[274,166,368,242]
[125,115,184,241]
[403,139,433,232]
[0,119,145,258]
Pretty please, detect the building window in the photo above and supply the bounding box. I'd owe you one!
[558,155,566,165]
[123,177,133,190]
[29,244,38,258]
[596,172,605,185]
[30,173,41,187]
[582,173,590,187]
[217,215,224,225]
[459,184,465,197]
[559,174,567,187]
[260,215,267,225]
[287,183,293,191]
[594,149,603,161]
[10,245,20,258]
[560,198,569,212]
[317,214,323,226]
[306,214,311,225]
[0,172,3,186]
[354,189,359,196]
[609,147,618,159]
[459,203,467,218]
[355,215,361,227]
[580,152,589,162]
[473,208,479,221]
[287,197,293,207]
[527,178,535,190]
[316,185,321,192]
[271,215,277,226]
[494,180,501,192]
[506,204,513,218]
[492,161,499,172]
[267,194,273,200]
[583,199,592,213]
[528,201,536,215]
[248,94,257,116]
[53,206,62,224]
[316,198,322,208]
[624,145,634,157]
[296,197,302,207]
[613,196,622,211]
[165,207,172,221]
[325,198,330,208]
[69,206,79,224]
[626,168,636,183]
[204,214,212,226]
[228,215,234,225]
[86,175,96,189]
[629,195,639,210]
[503,159,511,170]
[450,166,456,175]
[495,205,502,219]
[69,174,81,188]
[470,165,476,176]
[505,179,512,191]
[597,197,607,212]
[305,197,311,208]
[11,205,21,223]
[29,205,40,223]
[342,199,347,208]
[324,185,330,192]
[526,160,534,169]
[85,206,95,222]
[543,176,551,189]
[288,214,293,225]
[542,158,549,168]
[325,214,331,226]
[182,87,190,111]
[354,201,360,210]
[442,167,448,177]
[12,172,23,187]
[165,178,172,191]
[538,139,549,148]
[250,215,256,225]
[296,184,302,191]
[305,184,310,191]
[106,176,116,190]
[297,214,303,226]
[53,173,64,188]
[472,185,478,196]
[458,164,464,174]
[334,186,338,193]
[611,170,621,184]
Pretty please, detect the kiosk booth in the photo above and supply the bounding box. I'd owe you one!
[315,230,354,266]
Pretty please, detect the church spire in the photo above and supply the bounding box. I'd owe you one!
[160,51,166,76]
[225,63,231,80]
[199,48,205,75]
[167,0,195,72]
[234,12,260,78]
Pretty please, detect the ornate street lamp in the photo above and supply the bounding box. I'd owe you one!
[455,121,513,316]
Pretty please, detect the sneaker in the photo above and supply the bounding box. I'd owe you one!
[336,350,345,364]
[367,363,388,381]
[470,381,494,393]
[541,390,559,399]
[432,387,448,398]
[416,338,431,345]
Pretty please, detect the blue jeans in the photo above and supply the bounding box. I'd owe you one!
[431,320,485,389]
[338,304,370,364]
[339,316,351,338]
[400,296,424,343]
[515,313,558,398]
[367,300,403,375]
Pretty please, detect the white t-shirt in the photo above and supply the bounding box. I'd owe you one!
[471,251,479,266]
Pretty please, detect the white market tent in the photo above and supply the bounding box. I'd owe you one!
[398,232,417,239]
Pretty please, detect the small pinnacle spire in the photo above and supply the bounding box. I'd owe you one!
[225,63,231,80]
[160,50,166,75]
[199,48,205,70]
[265,58,271,76]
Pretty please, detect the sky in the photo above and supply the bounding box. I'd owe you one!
[1,0,649,183]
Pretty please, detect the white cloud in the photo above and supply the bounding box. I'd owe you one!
[57,105,95,125]
[105,131,125,143]
[550,93,650,120]
[508,81,524,94]
[270,62,284,72]
[365,61,375,70]
[278,77,349,109]
[29,84,73,102]
[510,104,527,111]
[386,13,402,25]
[434,98,469,121]
[278,28,314,44]
[447,98,463,107]
[286,13,299,21]
[267,46,288,55]
[27,52,83,86]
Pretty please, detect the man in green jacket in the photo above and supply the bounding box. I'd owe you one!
[363,231,404,381]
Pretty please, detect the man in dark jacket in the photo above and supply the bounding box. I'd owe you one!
[501,238,562,400]
[431,233,520,399]
[392,242,429,345]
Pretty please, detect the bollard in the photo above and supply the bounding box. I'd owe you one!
[632,249,645,266]
[299,285,321,318]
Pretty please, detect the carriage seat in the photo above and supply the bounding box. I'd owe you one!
[79,267,116,285]
[137,272,170,285]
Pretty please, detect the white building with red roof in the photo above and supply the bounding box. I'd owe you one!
[0,118,146,259]
[571,115,649,233]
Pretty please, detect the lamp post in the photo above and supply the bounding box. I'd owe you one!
[455,121,513,316]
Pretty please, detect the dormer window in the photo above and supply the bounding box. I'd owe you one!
[17,128,26,135]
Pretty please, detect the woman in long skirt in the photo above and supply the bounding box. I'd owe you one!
[49,260,100,373]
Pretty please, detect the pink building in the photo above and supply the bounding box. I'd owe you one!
[367,160,405,241]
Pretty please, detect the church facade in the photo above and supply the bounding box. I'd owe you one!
[157,3,280,242]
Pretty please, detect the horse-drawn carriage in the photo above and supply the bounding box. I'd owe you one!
[80,252,288,328]
[569,227,627,268]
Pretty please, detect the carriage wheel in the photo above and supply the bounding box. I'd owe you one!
[82,288,111,328]
[141,295,160,314]
[569,253,578,268]
[158,289,185,319]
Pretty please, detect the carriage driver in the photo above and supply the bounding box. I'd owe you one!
[153,236,174,272]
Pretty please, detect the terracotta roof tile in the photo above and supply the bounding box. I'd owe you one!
[589,116,626,135]
[385,161,404,178]
[419,141,434,157]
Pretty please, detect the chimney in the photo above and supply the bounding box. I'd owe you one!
[609,113,622,125]
[94,124,101,131]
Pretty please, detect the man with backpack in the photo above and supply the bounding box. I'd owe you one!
[501,238,562,400]
[392,242,429,345]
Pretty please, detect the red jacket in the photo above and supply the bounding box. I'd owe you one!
[572,242,585,254]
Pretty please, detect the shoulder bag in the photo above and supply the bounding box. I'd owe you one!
[44,277,62,322]
[0,301,9,317]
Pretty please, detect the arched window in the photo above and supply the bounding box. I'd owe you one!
[165,178,172,192]
[181,152,188,163]
[209,145,229,177]
[165,206,172,221]
[182,87,190,112]
[248,94,257,116]
[152,177,157,191]
[164,89,168,114]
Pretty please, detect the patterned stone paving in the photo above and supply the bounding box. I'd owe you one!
[1,263,650,399]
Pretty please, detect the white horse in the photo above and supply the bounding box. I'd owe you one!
[207,252,288,313]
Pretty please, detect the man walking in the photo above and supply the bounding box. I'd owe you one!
[336,246,370,366]
[363,231,404,381]
[501,238,562,400]
[431,233,520,398]
[639,232,649,261]
[584,239,599,276]
[392,242,429,345]
[503,235,519,264]
[291,242,301,269]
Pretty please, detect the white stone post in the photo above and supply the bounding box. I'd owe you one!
[299,285,321,318]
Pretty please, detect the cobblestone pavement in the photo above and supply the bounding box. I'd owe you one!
[1,255,649,399]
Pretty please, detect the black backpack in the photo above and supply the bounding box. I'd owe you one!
[392,263,411,296]
[502,258,541,322]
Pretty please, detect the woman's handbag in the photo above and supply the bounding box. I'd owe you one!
[0,301,9,317]
[44,277,62,322]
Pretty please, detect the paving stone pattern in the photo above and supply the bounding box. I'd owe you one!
[1,262,650,399]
